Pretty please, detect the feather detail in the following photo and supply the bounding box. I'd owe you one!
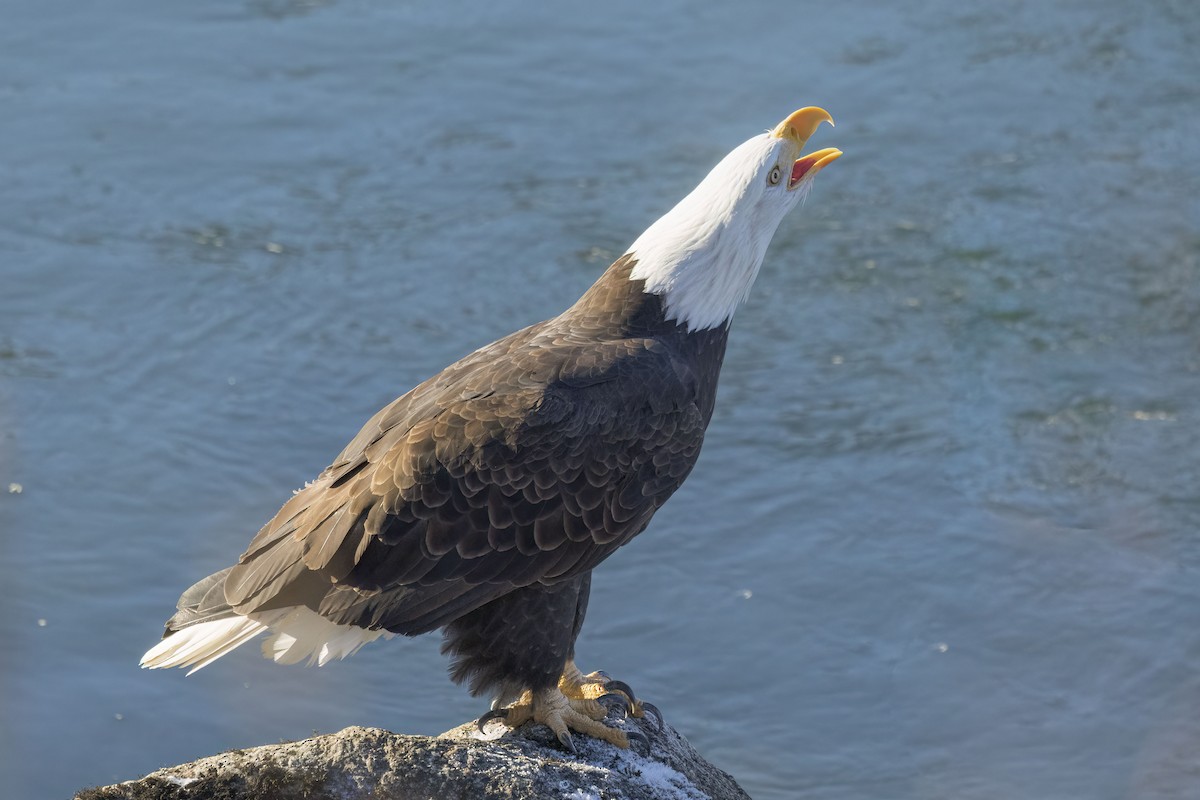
[140,614,280,675]
[261,606,393,667]
[140,606,392,673]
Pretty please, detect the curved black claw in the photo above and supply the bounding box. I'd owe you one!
[557,728,577,754]
[476,708,509,734]
[640,702,664,730]
[624,728,651,753]
[598,692,631,719]
[603,679,638,706]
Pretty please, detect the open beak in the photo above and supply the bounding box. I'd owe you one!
[771,107,842,189]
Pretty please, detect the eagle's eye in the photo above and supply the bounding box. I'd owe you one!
[767,165,782,186]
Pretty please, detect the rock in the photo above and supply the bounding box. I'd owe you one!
[74,709,751,800]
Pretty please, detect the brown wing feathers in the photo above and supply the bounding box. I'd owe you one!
[220,326,705,637]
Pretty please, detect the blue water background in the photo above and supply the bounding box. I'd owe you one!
[1,1,1198,797]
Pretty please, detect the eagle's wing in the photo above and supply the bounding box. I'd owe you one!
[223,329,706,635]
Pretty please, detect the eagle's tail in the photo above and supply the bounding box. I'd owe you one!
[139,567,392,674]
[139,614,271,675]
[139,567,266,675]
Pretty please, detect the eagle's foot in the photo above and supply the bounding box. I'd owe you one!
[559,661,663,730]
[478,686,640,752]
[535,687,636,752]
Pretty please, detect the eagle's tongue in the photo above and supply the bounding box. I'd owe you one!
[790,147,843,189]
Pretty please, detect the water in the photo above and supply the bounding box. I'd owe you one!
[2,1,1198,797]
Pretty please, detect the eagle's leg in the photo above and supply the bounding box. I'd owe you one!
[557,659,662,728]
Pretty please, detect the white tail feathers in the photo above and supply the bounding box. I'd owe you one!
[140,607,393,675]
[140,615,275,676]
[261,607,392,667]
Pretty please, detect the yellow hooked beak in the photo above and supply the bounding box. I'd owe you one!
[771,106,842,189]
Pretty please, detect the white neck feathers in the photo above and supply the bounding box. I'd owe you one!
[626,133,806,331]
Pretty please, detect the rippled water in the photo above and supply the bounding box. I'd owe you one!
[2,1,1198,798]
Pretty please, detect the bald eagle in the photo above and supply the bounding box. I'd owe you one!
[142,108,841,750]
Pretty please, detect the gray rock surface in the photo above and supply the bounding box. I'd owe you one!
[75,710,751,800]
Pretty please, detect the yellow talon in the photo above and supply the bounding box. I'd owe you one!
[480,660,659,751]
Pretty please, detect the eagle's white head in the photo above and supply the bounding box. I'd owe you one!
[628,107,841,331]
